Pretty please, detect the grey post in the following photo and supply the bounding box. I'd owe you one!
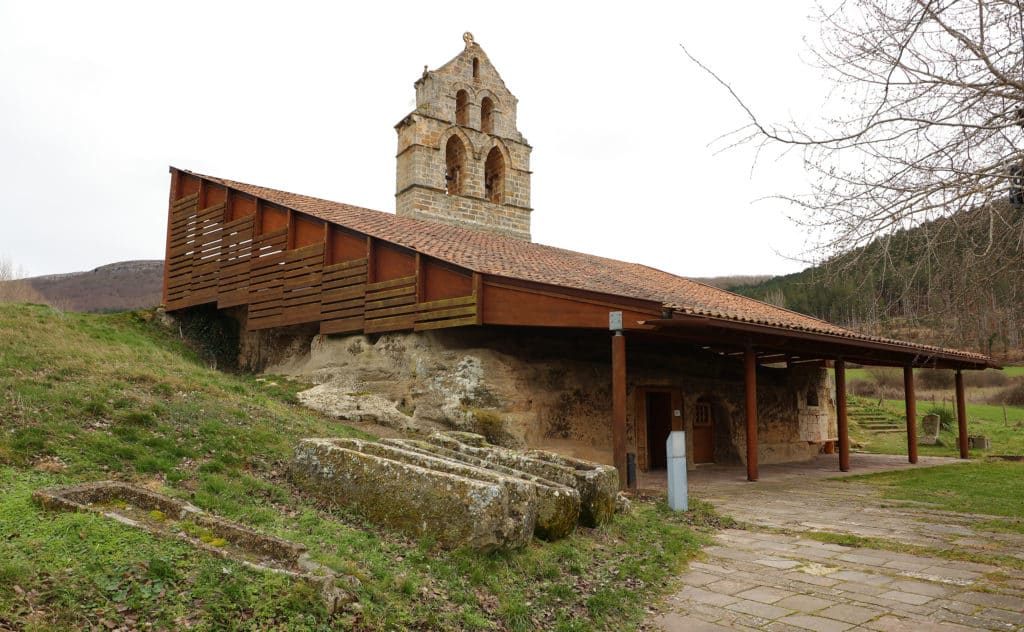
[667,430,688,511]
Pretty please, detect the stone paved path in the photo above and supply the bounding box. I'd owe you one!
[646,454,1024,631]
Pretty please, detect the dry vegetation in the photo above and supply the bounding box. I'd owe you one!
[0,255,48,305]
[0,257,162,312]
[847,367,1024,407]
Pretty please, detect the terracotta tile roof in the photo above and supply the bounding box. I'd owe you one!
[182,169,992,366]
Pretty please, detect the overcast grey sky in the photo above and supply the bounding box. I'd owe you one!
[1,1,829,279]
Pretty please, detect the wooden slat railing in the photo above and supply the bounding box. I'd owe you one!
[164,192,483,336]
[216,216,255,308]
[364,275,417,333]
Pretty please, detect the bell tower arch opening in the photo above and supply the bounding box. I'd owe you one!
[455,90,470,127]
[480,96,494,134]
[445,136,466,196]
[484,146,504,203]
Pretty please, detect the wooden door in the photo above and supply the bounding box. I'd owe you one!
[693,400,715,463]
[645,392,673,470]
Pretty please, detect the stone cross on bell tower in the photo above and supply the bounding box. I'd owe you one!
[394,33,533,241]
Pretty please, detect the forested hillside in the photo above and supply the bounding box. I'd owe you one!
[733,201,1024,360]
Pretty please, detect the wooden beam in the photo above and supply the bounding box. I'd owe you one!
[322,222,331,265]
[836,358,850,472]
[956,370,969,459]
[904,365,918,464]
[473,272,483,325]
[414,253,424,303]
[612,332,627,490]
[366,237,376,284]
[744,347,758,482]
[162,169,179,306]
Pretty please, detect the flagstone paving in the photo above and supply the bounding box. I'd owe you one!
[646,454,1024,631]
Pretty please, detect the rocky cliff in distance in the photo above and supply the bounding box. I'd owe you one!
[6,260,163,312]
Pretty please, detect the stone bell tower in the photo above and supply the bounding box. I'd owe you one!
[395,33,533,241]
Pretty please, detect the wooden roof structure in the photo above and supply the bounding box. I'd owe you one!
[163,167,995,371]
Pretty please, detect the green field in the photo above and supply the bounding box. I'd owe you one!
[846,461,1024,522]
[0,304,708,631]
[847,396,1024,457]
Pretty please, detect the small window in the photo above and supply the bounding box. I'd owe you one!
[455,90,469,126]
[445,136,466,195]
[695,399,713,427]
[484,146,504,203]
[806,390,819,407]
[480,97,494,134]
[472,57,480,79]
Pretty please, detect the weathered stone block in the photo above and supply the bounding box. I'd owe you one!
[381,437,581,540]
[290,438,530,551]
[428,432,618,527]
[336,437,541,537]
[524,449,620,527]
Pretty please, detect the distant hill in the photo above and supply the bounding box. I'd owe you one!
[1,260,164,312]
[732,200,1024,360]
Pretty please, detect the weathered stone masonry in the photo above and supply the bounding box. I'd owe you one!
[395,33,533,241]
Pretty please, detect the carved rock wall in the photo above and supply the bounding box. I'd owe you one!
[268,327,837,469]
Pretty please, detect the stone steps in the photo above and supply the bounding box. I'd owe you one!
[849,406,907,435]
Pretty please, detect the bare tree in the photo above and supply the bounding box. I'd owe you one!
[685,0,1024,354]
[686,0,1024,261]
[0,255,46,304]
[0,255,15,282]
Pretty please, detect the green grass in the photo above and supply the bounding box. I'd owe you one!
[845,461,1024,518]
[796,529,1024,571]
[1000,366,1024,377]
[0,303,707,630]
[844,393,1024,457]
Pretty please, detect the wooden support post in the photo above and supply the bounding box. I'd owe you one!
[956,369,969,459]
[744,347,758,482]
[472,272,484,325]
[611,332,628,490]
[904,365,918,464]
[414,253,424,303]
[366,237,376,284]
[322,223,331,265]
[836,358,850,472]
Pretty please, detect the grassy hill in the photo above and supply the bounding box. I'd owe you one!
[0,303,707,631]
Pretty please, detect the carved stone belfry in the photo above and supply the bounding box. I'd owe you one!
[395,34,533,241]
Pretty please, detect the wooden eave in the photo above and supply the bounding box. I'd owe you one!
[639,315,998,371]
